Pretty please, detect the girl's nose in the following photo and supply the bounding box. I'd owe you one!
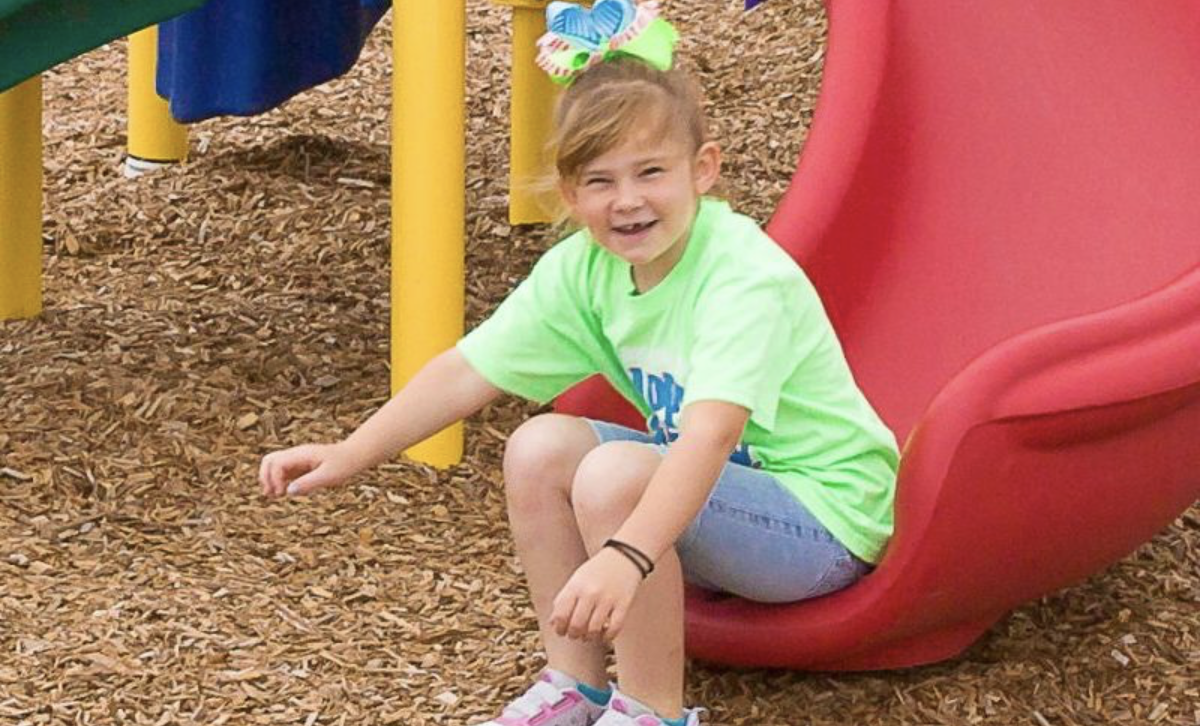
[614,181,644,211]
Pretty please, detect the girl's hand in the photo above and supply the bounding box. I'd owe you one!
[259,443,359,498]
[550,548,643,642]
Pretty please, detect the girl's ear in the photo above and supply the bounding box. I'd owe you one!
[692,141,722,195]
[558,177,579,209]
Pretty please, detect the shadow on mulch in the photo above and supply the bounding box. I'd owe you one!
[207,134,390,187]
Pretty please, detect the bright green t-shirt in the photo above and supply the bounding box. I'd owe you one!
[458,198,899,562]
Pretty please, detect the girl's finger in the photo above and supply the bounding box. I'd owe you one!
[271,457,290,496]
[263,456,281,496]
[258,456,270,495]
[567,595,594,640]
[585,601,611,642]
[286,469,320,496]
[605,602,630,641]
[550,591,575,637]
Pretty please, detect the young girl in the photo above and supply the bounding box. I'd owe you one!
[260,2,899,724]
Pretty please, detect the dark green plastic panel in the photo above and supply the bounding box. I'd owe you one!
[0,0,206,92]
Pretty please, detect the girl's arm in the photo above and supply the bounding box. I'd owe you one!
[609,400,750,560]
[260,347,502,497]
[550,400,750,640]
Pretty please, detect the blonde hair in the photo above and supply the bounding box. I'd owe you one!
[539,57,710,220]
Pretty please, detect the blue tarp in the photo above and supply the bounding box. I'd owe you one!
[157,0,390,123]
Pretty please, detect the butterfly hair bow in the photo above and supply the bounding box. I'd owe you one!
[536,0,679,85]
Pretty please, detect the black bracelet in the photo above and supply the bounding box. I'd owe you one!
[604,538,655,579]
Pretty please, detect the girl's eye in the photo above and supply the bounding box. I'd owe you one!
[585,177,611,187]
[641,167,665,177]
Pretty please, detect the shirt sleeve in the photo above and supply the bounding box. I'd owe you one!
[457,240,608,405]
[683,274,814,432]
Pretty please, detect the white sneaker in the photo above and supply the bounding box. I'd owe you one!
[475,669,608,726]
[594,688,703,726]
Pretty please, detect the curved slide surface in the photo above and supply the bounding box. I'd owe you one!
[559,0,1200,669]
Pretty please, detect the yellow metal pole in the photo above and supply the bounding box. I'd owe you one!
[127,26,188,172]
[393,0,466,467]
[0,76,43,320]
[507,1,557,225]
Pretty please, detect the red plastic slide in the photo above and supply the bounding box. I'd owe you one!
[557,0,1200,669]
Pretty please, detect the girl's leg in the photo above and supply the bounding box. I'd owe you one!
[564,438,872,720]
[672,463,872,605]
[503,413,609,688]
[570,441,685,720]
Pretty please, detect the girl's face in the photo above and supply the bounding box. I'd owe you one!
[561,129,721,292]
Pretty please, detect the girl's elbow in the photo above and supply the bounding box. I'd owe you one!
[682,421,745,455]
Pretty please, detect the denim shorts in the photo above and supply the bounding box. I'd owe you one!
[586,419,872,604]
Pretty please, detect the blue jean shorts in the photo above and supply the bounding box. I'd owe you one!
[586,419,872,604]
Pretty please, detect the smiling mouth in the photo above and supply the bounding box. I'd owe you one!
[613,220,658,235]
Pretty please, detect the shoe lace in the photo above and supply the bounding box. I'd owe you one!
[502,679,568,719]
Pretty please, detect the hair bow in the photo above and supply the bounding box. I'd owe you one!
[536,0,679,85]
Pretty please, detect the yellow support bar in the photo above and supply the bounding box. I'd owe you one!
[0,76,43,320]
[127,26,188,168]
[508,2,558,225]
[392,0,467,467]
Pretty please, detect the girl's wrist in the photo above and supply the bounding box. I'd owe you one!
[331,439,373,478]
[603,538,656,579]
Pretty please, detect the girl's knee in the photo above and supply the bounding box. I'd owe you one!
[503,414,598,504]
[571,441,661,524]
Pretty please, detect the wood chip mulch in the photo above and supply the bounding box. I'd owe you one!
[2,2,1197,724]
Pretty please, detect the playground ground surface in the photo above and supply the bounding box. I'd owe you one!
[1,1,1197,724]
